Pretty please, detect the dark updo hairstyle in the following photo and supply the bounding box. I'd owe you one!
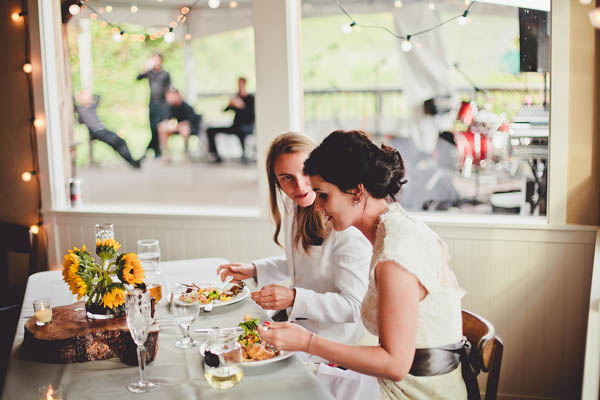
[303,130,407,200]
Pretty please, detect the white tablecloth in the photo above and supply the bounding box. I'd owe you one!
[2,258,333,400]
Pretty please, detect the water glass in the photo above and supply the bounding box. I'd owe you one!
[125,289,159,393]
[137,239,160,272]
[170,289,200,348]
[95,223,114,241]
[204,328,244,389]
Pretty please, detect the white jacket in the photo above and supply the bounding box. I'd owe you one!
[254,197,372,346]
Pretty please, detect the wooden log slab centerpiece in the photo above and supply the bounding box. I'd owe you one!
[24,302,159,365]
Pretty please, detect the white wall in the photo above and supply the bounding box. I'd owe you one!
[46,210,596,400]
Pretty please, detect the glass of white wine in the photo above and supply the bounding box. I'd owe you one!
[170,289,200,348]
[204,328,244,390]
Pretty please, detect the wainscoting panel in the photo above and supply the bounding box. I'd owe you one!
[46,210,597,399]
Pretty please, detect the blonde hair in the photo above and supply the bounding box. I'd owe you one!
[266,132,328,251]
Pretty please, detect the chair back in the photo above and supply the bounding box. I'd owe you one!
[462,309,504,400]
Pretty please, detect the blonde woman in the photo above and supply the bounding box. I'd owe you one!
[218,133,371,348]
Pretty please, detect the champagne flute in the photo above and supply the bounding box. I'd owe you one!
[137,239,164,304]
[170,289,200,348]
[125,289,159,393]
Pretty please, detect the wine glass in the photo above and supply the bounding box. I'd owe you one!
[170,289,200,348]
[125,289,159,393]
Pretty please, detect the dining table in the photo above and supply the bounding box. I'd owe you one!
[1,257,334,400]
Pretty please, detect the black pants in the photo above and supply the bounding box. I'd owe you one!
[148,102,168,157]
[206,123,253,158]
[90,128,135,165]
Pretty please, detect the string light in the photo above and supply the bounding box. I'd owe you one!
[11,12,22,22]
[130,4,138,13]
[90,13,97,20]
[164,28,175,43]
[580,0,593,4]
[30,223,40,235]
[178,15,186,23]
[105,5,112,13]
[33,118,45,128]
[428,2,435,10]
[21,171,36,182]
[457,15,467,25]
[230,1,238,8]
[341,23,352,34]
[331,0,475,43]
[98,7,104,14]
[22,63,33,73]
[185,33,192,40]
[169,21,178,28]
[68,4,80,15]
[590,8,600,28]
[181,6,190,14]
[208,0,221,9]
[394,1,402,8]
[99,21,107,28]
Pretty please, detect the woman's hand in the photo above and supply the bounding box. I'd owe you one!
[216,263,256,281]
[259,321,313,352]
[251,284,295,310]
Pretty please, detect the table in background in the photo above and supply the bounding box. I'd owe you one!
[2,258,333,400]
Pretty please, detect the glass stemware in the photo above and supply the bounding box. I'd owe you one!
[170,289,200,348]
[125,289,159,393]
[137,239,166,305]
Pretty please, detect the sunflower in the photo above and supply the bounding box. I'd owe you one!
[116,253,145,285]
[102,284,125,309]
[62,246,89,297]
[96,238,121,259]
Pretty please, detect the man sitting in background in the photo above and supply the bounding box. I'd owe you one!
[206,76,255,163]
[157,87,202,162]
[74,91,141,169]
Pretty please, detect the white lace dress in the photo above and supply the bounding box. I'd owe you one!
[361,203,468,399]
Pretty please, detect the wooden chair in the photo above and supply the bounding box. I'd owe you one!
[462,309,504,400]
[0,222,36,393]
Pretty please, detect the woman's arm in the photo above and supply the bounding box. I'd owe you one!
[261,261,421,381]
[288,231,371,323]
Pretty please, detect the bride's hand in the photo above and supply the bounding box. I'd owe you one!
[216,262,256,281]
[259,321,313,353]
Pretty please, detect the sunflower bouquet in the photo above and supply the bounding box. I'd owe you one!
[62,238,145,318]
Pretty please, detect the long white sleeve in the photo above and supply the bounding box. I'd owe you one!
[288,227,371,324]
[253,255,289,288]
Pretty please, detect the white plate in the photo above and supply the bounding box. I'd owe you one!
[199,342,294,367]
[183,282,250,309]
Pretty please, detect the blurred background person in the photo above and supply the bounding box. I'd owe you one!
[74,90,141,169]
[136,53,171,159]
[206,76,255,163]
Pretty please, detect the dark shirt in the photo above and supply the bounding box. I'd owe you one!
[225,93,255,127]
[136,69,171,104]
[168,101,200,133]
[74,95,104,132]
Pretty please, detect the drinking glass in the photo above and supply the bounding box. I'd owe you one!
[204,328,244,389]
[137,239,160,272]
[125,289,159,393]
[170,289,200,348]
[95,223,114,241]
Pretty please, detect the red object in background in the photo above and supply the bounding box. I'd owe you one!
[457,101,474,125]
[454,130,489,168]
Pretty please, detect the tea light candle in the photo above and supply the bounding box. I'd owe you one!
[33,298,52,326]
[37,384,62,400]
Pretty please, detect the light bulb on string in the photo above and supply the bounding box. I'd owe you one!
[590,8,600,28]
[341,23,352,34]
[401,38,412,52]
[208,0,221,9]
[112,32,123,42]
[185,33,192,40]
[230,1,238,8]
[68,4,80,15]
[21,171,36,182]
[164,29,175,43]
[11,12,22,22]
[178,15,186,22]
[428,2,435,10]
[99,21,107,28]
[180,6,190,14]
[90,13,97,20]
[105,5,112,13]
[22,63,33,73]
[30,223,40,235]
[457,16,467,25]
[580,0,593,4]
[33,118,45,128]
[130,4,138,13]
[98,7,104,14]
[394,1,402,8]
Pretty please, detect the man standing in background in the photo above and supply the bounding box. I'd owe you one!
[136,53,171,159]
